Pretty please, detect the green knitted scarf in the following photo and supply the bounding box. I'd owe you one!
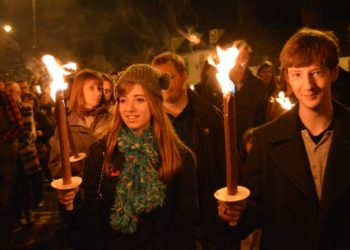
[110,126,166,234]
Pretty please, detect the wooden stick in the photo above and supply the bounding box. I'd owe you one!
[55,91,71,185]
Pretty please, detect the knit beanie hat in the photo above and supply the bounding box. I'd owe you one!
[114,64,170,100]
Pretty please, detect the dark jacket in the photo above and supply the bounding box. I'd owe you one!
[332,66,350,108]
[64,138,197,250]
[234,102,350,250]
[185,90,229,249]
[194,78,223,111]
[236,69,269,147]
[34,110,54,145]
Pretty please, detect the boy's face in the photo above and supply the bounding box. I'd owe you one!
[287,64,338,112]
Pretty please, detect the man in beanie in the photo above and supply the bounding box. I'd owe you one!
[152,52,235,249]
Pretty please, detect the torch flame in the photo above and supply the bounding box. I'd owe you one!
[42,55,72,101]
[36,85,41,94]
[275,91,295,110]
[178,29,201,45]
[208,46,240,94]
[62,62,77,71]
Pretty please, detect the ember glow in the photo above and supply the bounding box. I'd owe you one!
[178,29,201,45]
[3,24,12,33]
[41,55,72,101]
[208,46,239,94]
[36,85,42,94]
[275,91,294,110]
[62,62,78,71]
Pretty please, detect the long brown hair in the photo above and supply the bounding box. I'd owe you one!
[103,82,192,184]
[68,69,104,112]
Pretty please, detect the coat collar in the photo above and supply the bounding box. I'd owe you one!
[267,105,319,206]
[319,101,350,220]
[267,102,350,216]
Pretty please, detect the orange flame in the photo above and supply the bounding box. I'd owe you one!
[35,85,41,94]
[275,91,294,110]
[41,55,73,101]
[62,62,77,71]
[208,46,240,94]
[178,29,201,45]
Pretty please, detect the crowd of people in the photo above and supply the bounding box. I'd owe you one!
[1,27,350,250]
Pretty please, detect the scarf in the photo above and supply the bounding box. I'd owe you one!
[110,126,166,234]
[76,105,107,131]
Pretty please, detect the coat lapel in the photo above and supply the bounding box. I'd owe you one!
[319,103,350,220]
[268,108,319,206]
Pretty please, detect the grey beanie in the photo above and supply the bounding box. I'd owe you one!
[114,64,170,100]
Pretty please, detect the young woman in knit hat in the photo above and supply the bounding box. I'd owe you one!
[57,64,197,250]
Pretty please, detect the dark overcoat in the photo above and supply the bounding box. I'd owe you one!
[235,102,350,250]
[186,90,229,248]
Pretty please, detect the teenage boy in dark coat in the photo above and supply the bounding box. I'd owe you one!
[218,28,350,250]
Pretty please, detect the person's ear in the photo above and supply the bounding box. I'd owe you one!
[331,65,339,82]
[182,71,188,85]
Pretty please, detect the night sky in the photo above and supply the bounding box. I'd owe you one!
[1,0,350,74]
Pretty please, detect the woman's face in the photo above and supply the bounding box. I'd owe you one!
[119,83,151,136]
[83,79,102,109]
[259,66,274,84]
[6,83,21,101]
[22,95,34,107]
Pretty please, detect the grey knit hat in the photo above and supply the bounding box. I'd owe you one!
[114,64,170,100]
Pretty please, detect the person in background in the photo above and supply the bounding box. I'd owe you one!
[6,81,22,102]
[218,28,350,250]
[22,92,54,192]
[19,92,43,218]
[0,88,24,250]
[17,79,31,95]
[0,78,6,90]
[57,64,197,249]
[256,60,286,122]
[49,69,112,179]
[194,60,223,111]
[228,40,269,161]
[7,81,40,226]
[256,60,278,97]
[38,92,56,129]
[102,73,116,114]
[152,52,231,249]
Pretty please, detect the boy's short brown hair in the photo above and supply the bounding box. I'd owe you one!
[280,28,339,71]
[151,51,186,75]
